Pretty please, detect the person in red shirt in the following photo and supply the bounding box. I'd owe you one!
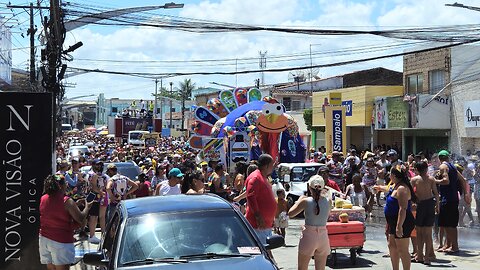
[317,166,342,192]
[135,173,151,197]
[39,174,93,269]
[245,154,277,256]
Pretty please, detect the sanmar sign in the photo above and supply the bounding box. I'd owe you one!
[0,93,52,270]
[464,100,480,128]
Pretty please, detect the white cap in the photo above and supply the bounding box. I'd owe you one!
[308,175,325,189]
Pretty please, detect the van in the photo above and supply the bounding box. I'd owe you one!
[61,123,72,132]
[128,130,149,148]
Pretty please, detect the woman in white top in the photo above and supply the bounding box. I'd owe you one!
[289,175,331,270]
[345,173,371,211]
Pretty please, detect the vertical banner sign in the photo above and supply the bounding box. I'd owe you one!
[325,106,347,155]
[0,92,53,270]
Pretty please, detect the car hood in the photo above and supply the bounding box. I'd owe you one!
[117,255,277,270]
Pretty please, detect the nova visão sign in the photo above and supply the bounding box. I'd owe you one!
[325,106,346,155]
[0,93,52,269]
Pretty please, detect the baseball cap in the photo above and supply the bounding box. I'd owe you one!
[438,150,450,157]
[387,149,397,157]
[92,158,103,165]
[168,168,184,178]
[106,163,117,170]
[308,175,325,189]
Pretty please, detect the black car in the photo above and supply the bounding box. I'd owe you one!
[83,194,283,269]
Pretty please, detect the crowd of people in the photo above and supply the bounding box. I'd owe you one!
[38,130,479,270]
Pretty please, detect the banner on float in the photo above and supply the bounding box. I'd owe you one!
[325,106,347,155]
[201,137,227,165]
[0,92,53,269]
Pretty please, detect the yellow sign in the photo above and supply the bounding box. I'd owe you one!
[325,106,347,155]
[329,92,342,106]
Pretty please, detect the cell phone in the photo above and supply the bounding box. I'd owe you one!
[86,192,96,203]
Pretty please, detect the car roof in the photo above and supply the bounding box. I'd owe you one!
[278,163,323,168]
[122,194,232,217]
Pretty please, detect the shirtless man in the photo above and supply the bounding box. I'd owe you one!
[435,150,470,254]
[411,161,439,265]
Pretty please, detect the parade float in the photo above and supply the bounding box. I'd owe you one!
[188,87,306,172]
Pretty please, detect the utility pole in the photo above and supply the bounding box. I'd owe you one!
[259,51,267,87]
[7,3,49,88]
[154,78,158,118]
[181,91,185,136]
[309,44,313,94]
[29,3,36,84]
[169,81,173,130]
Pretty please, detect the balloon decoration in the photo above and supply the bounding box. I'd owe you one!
[206,98,229,118]
[189,87,305,168]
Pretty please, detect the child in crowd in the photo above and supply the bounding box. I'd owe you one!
[274,189,289,240]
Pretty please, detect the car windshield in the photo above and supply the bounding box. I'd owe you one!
[116,165,140,180]
[129,132,145,140]
[118,210,259,266]
[290,166,321,182]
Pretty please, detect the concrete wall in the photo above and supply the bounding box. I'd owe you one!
[449,46,480,155]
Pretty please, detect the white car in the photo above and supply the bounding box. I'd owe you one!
[273,163,324,207]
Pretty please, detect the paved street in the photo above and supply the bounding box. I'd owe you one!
[273,207,480,270]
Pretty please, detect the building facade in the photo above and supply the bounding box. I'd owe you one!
[402,45,480,157]
[313,86,404,151]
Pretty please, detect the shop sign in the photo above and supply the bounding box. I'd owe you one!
[325,106,346,155]
[465,100,480,128]
[0,93,52,269]
[329,92,342,106]
[342,100,353,116]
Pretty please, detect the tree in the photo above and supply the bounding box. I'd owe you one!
[179,78,195,101]
[178,78,196,133]
[303,108,314,131]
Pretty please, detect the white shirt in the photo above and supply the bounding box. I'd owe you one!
[157,180,181,196]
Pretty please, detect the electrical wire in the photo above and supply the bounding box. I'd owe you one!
[67,39,480,78]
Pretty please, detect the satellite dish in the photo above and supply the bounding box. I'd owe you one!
[306,68,320,81]
[288,70,306,83]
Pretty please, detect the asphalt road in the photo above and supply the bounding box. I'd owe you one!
[272,206,480,270]
[73,203,480,270]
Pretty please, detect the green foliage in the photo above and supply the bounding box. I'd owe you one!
[179,78,195,101]
[303,108,319,131]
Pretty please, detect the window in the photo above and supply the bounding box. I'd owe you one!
[407,74,424,94]
[292,100,302,111]
[283,97,291,111]
[111,107,118,113]
[429,69,445,94]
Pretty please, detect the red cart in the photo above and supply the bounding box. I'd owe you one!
[326,221,365,266]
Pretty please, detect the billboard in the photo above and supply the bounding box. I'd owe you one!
[375,96,408,129]
[0,93,53,269]
[325,106,347,155]
[122,118,153,134]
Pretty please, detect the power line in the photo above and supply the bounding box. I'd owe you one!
[68,39,480,78]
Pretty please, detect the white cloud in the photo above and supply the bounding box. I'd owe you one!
[12,0,479,100]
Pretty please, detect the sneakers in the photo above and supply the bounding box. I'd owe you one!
[88,236,100,244]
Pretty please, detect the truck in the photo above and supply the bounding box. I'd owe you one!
[128,130,149,148]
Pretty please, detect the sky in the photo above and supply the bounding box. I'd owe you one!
[6,0,480,100]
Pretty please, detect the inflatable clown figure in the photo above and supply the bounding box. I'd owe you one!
[189,88,306,170]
